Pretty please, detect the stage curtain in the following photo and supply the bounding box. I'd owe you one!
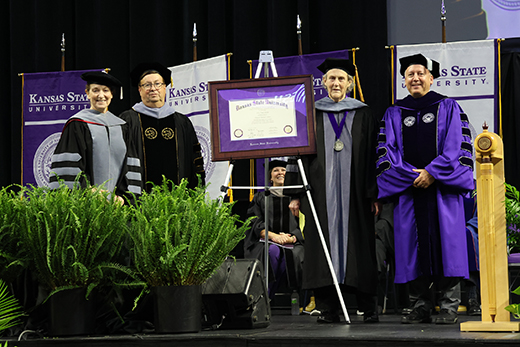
[501,38,520,190]
[2,0,389,188]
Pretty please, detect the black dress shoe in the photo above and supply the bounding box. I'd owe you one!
[401,306,414,315]
[467,298,481,316]
[401,307,431,324]
[434,309,458,324]
[316,311,340,323]
[363,311,379,323]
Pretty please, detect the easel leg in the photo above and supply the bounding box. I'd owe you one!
[218,161,235,201]
[296,158,350,323]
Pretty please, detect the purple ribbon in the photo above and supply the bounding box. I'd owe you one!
[327,112,347,139]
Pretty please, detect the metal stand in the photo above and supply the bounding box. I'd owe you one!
[295,158,350,323]
[219,157,350,323]
[218,50,349,323]
[254,50,278,79]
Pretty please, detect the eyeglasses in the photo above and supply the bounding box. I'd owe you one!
[140,82,165,90]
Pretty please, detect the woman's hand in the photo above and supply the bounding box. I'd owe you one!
[272,232,296,245]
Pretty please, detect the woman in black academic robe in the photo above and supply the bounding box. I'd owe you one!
[244,160,304,298]
[49,71,142,202]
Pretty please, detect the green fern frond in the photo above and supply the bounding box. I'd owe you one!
[128,177,250,287]
[0,280,25,334]
[13,175,132,296]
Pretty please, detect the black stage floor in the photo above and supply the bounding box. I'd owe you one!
[5,310,520,347]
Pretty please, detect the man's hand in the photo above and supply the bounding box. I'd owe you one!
[289,198,300,217]
[372,201,382,216]
[115,195,125,206]
[412,169,435,189]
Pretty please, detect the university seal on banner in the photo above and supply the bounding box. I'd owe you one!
[403,116,416,127]
[194,125,216,180]
[33,132,62,187]
[489,0,520,10]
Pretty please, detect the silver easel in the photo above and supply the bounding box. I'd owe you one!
[219,51,280,293]
[218,51,350,323]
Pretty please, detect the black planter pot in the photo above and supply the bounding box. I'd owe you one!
[152,285,202,334]
[49,287,96,336]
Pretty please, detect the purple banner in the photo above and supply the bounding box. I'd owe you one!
[22,70,98,186]
[251,50,350,187]
[252,49,349,102]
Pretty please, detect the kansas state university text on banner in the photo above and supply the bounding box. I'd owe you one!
[22,70,96,186]
[395,40,498,136]
[166,55,228,199]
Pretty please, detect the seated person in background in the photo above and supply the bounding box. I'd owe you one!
[244,159,304,299]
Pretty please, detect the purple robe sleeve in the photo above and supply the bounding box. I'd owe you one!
[376,106,419,199]
[376,100,474,200]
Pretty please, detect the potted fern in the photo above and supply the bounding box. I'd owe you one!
[14,180,132,336]
[0,186,26,283]
[128,178,250,333]
[505,183,520,255]
[505,183,520,319]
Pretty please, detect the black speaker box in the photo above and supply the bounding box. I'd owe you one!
[202,258,271,329]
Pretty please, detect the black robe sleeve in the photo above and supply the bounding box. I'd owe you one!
[49,119,93,189]
[177,113,205,188]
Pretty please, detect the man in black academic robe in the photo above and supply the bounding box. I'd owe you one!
[286,58,380,323]
[119,62,205,192]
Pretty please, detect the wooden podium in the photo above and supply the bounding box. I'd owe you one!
[460,126,520,332]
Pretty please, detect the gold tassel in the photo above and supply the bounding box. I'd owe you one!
[352,49,365,102]
[228,174,233,202]
[390,46,395,104]
[249,158,255,202]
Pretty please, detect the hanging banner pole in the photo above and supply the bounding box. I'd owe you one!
[193,23,198,62]
[61,33,65,72]
[441,0,447,43]
[297,15,303,56]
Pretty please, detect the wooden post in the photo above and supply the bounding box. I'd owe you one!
[460,125,520,332]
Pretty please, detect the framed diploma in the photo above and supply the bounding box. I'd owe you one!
[208,75,316,161]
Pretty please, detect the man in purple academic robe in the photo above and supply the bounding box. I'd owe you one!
[376,54,474,324]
